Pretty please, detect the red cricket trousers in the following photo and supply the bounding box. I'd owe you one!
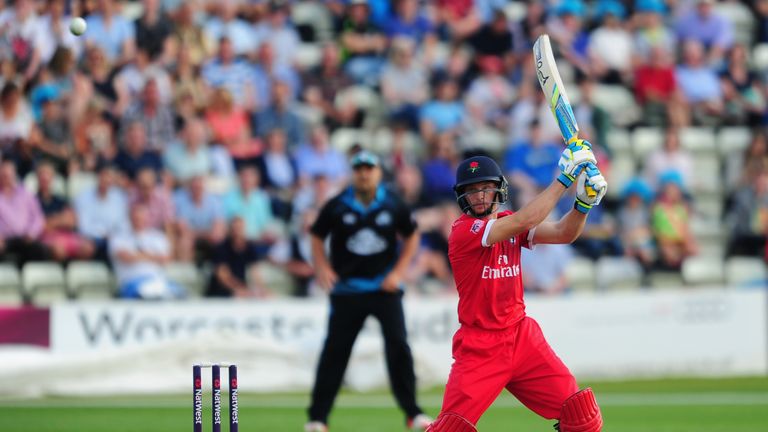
[438,316,578,425]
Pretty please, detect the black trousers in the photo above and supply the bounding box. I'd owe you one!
[308,290,422,424]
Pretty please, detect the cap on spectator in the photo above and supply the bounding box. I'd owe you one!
[635,0,666,13]
[595,0,626,19]
[658,170,685,190]
[350,150,380,168]
[556,0,586,17]
[621,178,653,203]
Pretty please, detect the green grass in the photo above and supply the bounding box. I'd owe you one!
[1,377,767,431]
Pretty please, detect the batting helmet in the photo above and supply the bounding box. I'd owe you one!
[453,156,509,217]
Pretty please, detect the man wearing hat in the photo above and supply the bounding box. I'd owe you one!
[305,150,432,431]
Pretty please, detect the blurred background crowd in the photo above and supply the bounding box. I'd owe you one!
[0,0,766,302]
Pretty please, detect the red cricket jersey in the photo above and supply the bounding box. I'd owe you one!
[447,211,535,330]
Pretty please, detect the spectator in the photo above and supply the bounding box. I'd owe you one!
[464,55,514,128]
[0,83,35,173]
[643,128,693,191]
[120,79,176,152]
[419,77,465,143]
[113,121,163,183]
[80,45,130,117]
[675,39,725,126]
[252,80,307,149]
[380,37,429,130]
[134,0,174,61]
[115,48,173,105]
[255,128,299,201]
[511,1,547,57]
[301,43,361,130]
[110,204,183,299]
[719,44,766,127]
[674,0,734,65]
[587,0,633,85]
[170,1,213,67]
[36,162,95,262]
[171,49,208,124]
[754,0,768,44]
[634,46,687,127]
[207,216,269,297]
[546,0,590,78]
[0,0,43,82]
[420,132,460,202]
[406,200,458,293]
[504,120,561,206]
[725,171,768,258]
[204,0,257,56]
[0,160,50,266]
[381,0,435,44]
[521,243,574,296]
[336,0,388,86]
[73,98,115,172]
[651,171,698,270]
[38,0,84,65]
[467,9,515,73]
[633,0,675,63]
[573,78,612,155]
[83,0,137,65]
[294,124,349,187]
[432,0,483,41]
[204,87,262,169]
[249,42,301,112]
[129,167,175,234]
[394,163,432,209]
[163,118,212,184]
[252,1,301,69]
[223,166,277,243]
[617,178,656,273]
[75,163,130,260]
[201,37,256,109]
[292,173,337,219]
[557,188,623,260]
[724,130,768,193]
[268,207,319,297]
[173,175,227,263]
[34,91,73,175]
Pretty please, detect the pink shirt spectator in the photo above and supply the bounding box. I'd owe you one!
[129,187,175,230]
[0,185,45,239]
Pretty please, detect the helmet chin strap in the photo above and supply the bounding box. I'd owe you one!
[458,191,502,218]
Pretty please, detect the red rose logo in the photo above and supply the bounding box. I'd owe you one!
[468,161,480,173]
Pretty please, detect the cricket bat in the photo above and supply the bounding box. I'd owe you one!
[533,34,579,145]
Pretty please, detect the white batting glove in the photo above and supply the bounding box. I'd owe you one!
[557,139,597,188]
[574,162,608,213]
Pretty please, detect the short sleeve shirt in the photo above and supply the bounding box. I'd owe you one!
[311,185,417,293]
[448,211,535,330]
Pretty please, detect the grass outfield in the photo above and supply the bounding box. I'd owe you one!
[1,377,767,431]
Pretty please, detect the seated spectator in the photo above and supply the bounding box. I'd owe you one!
[674,0,734,65]
[421,132,460,202]
[407,201,459,294]
[725,171,768,258]
[0,160,50,266]
[336,0,388,86]
[467,9,515,72]
[252,80,307,149]
[74,163,130,260]
[651,171,698,270]
[33,90,73,174]
[675,39,724,126]
[251,1,301,69]
[381,0,435,44]
[113,121,163,184]
[255,127,299,201]
[36,162,95,262]
[464,55,514,129]
[173,176,227,263]
[0,82,35,177]
[300,43,361,130]
[724,130,767,193]
[133,0,174,61]
[120,79,176,152]
[521,243,574,296]
[200,36,256,109]
[115,47,173,105]
[250,42,301,111]
[292,174,337,218]
[394,163,432,209]
[379,37,429,131]
[129,167,175,234]
[633,0,675,62]
[205,87,262,169]
[163,117,212,185]
[419,77,465,143]
[72,99,116,173]
[504,120,561,207]
[38,0,84,65]
[633,46,687,127]
[207,216,269,297]
[617,178,656,273]
[223,166,278,244]
[0,0,44,82]
[293,124,349,189]
[719,44,766,127]
[268,208,318,297]
[587,1,633,85]
[643,128,693,191]
[170,2,212,67]
[573,78,612,156]
[83,0,137,65]
[110,204,184,299]
[557,190,623,260]
[203,1,257,57]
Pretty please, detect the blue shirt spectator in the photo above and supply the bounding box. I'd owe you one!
[222,166,275,240]
[84,4,135,63]
[113,121,163,181]
[75,167,130,240]
[201,38,256,109]
[173,182,224,233]
[381,0,434,42]
[294,125,349,185]
[252,81,306,148]
[204,3,257,56]
[504,132,561,190]
[163,119,211,184]
[674,1,734,53]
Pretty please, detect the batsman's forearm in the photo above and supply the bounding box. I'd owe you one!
[487,181,567,244]
[557,209,588,243]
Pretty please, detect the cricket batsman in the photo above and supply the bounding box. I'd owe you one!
[427,140,607,432]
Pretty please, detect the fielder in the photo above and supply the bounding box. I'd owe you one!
[427,140,607,432]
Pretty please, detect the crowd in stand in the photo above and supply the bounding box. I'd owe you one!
[0,0,766,300]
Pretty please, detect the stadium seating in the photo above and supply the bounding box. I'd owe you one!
[165,262,205,298]
[595,256,644,291]
[0,264,22,305]
[66,172,98,200]
[605,155,637,200]
[716,126,753,157]
[681,256,725,286]
[724,257,768,288]
[647,271,685,289]
[592,85,641,127]
[680,127,717,154]
[65,261,115,300]
[21,262,67,305]
[564,257,597,292]
[631,127,664,160]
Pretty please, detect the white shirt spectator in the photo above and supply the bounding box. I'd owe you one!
[110,228,171,287]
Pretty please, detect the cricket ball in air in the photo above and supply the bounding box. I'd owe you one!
[69,17,87,36]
